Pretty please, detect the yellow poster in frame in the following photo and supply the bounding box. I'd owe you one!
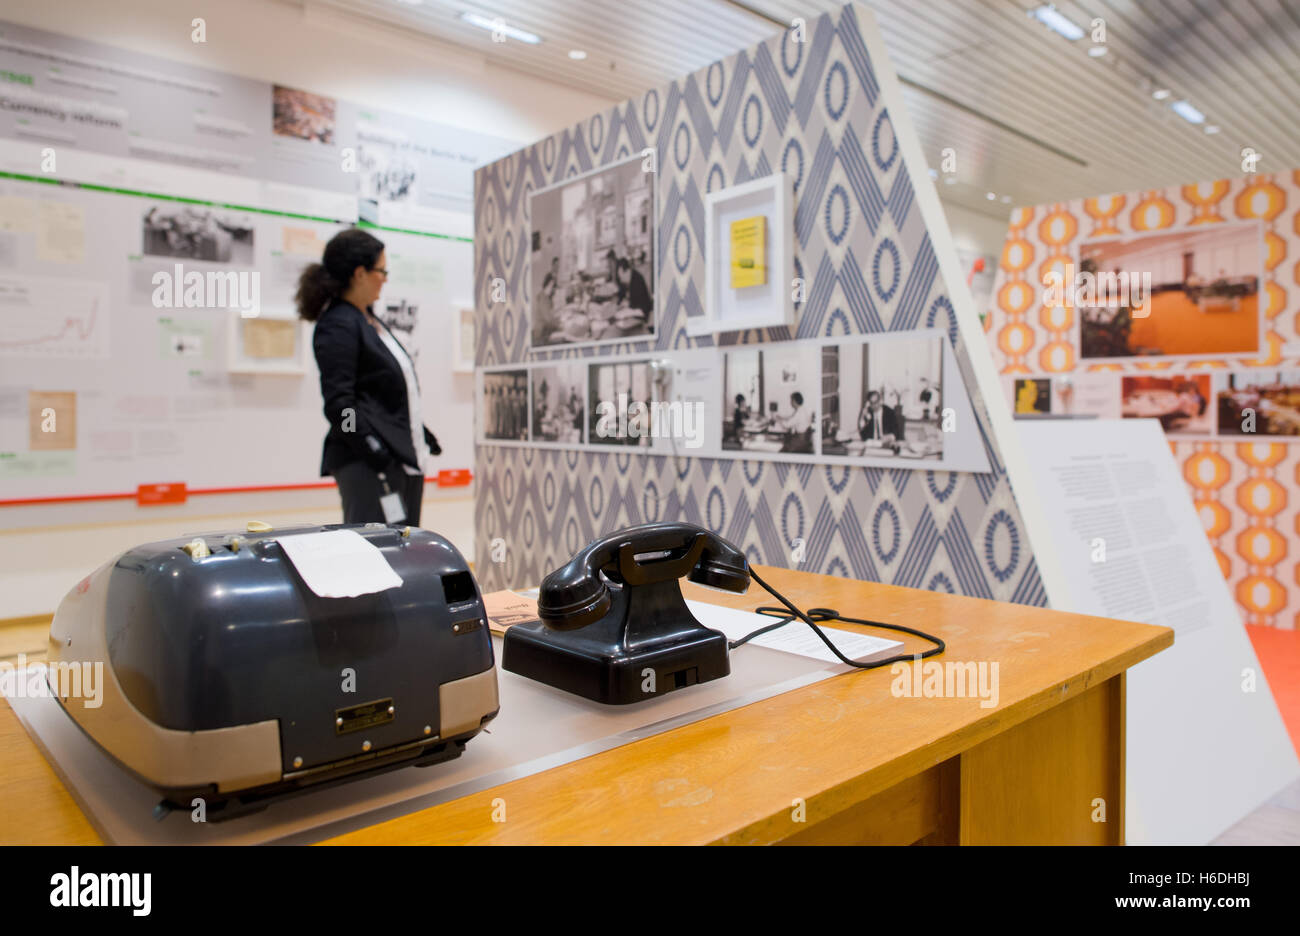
[729,215,767,288]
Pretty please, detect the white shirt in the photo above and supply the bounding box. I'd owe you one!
[377,326,425,476]
[785,404,813,434]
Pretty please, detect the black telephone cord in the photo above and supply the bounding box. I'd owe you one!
[730,566,945,670]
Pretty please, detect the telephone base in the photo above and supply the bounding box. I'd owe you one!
[502,578,730,704]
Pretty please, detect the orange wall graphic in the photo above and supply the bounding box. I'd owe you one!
[986,171,1300,628]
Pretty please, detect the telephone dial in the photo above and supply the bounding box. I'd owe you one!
[502,522,748,704]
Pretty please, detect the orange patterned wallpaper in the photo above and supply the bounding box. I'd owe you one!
[986,171,1300,629]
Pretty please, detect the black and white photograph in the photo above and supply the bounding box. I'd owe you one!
[531,363,585,444]
[360,145,418,203]
[820,337,943,460]
[376,298,420,364]
[482,370,529,442]
[588,360,654,447]
[142,205,255,264]
[530,155,654,348]
[357,141,418,223]
[722,344,819,454]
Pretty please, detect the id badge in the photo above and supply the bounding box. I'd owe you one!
[379,491,406,524]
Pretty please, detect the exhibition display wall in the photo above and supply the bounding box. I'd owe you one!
[0,19,516,501]
[986,170,1300,629]
[472,3,1047,602]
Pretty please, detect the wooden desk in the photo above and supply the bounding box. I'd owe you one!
[0,565,1171,845]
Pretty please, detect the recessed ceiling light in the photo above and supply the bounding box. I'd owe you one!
[1087,45,1107,57]
[459,11,541,44]
[568,49,587,60]
[1204,125,1220,134]
[928,168,938,180]
[986,191,997,200]
[1152,88,1171,100]
[394,0,423,5]
[1030,5,1085,41]
[1000,195,1012,203]
[1171,100,1206,124]
[944,176,957,185]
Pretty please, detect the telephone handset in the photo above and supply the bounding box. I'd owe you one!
[503,522,747,704]
[537,522,749,629]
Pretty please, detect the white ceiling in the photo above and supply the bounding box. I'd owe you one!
[310,0,1300,221]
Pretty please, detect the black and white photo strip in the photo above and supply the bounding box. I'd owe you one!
[529,154,655,350]
[481,369,530,442]
[531,363,586,444]
[479,332,966,469]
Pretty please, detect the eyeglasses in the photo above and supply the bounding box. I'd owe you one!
[372,267,389,277]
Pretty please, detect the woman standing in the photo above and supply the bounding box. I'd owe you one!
[296,228,440,525]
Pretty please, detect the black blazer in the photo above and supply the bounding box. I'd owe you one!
[312,300,440,476]
[617,269,653,314]
[857,405,901,441]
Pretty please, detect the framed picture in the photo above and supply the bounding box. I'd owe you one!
[478,367,530,442]
[1076,220,1263,361]
[692,173,795,336]
[722,342,819,455]
[588,359,656,448]
[817,336,943,460]
[1121,374,1212,436]
[453,306,475,374]
[1217,370,1300,437]
[528,154,656,350]
[226,310,305,375]
[530,363,586,445]
[1014,378,1051,415]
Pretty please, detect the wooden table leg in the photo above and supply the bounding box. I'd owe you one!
[958,675,1126,845]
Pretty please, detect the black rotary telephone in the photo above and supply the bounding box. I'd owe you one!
[501,522,748,704]
[502,521,947,706]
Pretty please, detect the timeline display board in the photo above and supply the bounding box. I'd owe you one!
[0,18,516,499]
[0,173,476,498]
[0,20,511,214]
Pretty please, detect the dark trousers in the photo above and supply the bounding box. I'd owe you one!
[332,461,424,526]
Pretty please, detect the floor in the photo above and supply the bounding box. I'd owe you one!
[1212,778,1300,845]
[1128,292,1258,356]
[1211,626,1300,844]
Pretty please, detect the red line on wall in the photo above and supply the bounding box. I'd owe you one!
[0,471,471,507]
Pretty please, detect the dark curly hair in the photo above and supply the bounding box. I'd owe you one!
[295,228,385,321]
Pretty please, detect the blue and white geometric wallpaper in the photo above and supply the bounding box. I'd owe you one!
[472,3,1046,606]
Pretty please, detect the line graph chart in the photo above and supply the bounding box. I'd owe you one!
[0,274,110,358]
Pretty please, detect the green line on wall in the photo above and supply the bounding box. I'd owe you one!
[0,170,474,241]
[357,219,473,243]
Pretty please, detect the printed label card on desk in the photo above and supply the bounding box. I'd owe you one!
[682,600,902,666]
[482,591,541,635]
[276,530,403,598]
